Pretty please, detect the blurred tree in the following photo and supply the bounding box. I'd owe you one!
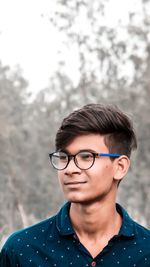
[0,62,29,241]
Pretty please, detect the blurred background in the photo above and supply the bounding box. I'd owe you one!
[0,0,150,247]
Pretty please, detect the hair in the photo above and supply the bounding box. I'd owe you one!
[55,103,137,158]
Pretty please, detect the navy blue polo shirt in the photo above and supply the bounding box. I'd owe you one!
[0,202,150,267]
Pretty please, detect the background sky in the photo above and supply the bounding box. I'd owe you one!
[0,0,144,98]
[0,0,60,96]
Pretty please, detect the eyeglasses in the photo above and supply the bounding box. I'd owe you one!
[49,151,121,170]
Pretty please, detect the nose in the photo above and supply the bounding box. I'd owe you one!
[64,157,81,175]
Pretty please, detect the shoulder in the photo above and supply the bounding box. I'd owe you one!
[0,215,57,266]
[117,203,150,244]
[2,215,56,251]
[130,218,150,253]
[134,220,150,239]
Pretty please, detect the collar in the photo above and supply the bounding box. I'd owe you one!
[56,202,75,236]
[116,203,136,238]
[56,202,136,238]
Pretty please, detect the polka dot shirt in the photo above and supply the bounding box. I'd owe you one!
[0,203,150,266]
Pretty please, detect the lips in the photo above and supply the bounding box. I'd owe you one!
[64,181,87,185]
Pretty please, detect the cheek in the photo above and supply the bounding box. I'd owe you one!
[88,164,114,182]
[105,164,112,172]
[90,163,109,173]
[104,163,114,176]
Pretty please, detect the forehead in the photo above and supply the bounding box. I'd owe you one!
[64,134,108,153]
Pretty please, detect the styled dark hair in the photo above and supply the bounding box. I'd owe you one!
[55,104,137,158]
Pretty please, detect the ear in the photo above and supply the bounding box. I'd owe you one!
[113,155,130,182]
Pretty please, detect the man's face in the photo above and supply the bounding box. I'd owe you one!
[58,134,120,204]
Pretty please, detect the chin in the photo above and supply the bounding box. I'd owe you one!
[65,192,108,205]
[64,194,96,205]
[64,193,86,203]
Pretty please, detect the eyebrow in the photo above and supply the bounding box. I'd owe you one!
[60,149,97,155]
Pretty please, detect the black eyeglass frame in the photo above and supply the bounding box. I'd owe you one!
[49,151,121,171]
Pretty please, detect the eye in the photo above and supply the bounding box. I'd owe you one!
[79,152,93,161]
[59,152,68,161]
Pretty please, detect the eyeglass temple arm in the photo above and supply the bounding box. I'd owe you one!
[98,153,121,157]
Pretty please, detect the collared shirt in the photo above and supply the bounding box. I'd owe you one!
[0,202,150,267]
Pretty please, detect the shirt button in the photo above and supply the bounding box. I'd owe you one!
[91,261,96,266]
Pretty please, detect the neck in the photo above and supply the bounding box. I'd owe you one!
[70,201,122,239]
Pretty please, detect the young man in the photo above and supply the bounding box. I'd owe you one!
[0,103,150,267]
